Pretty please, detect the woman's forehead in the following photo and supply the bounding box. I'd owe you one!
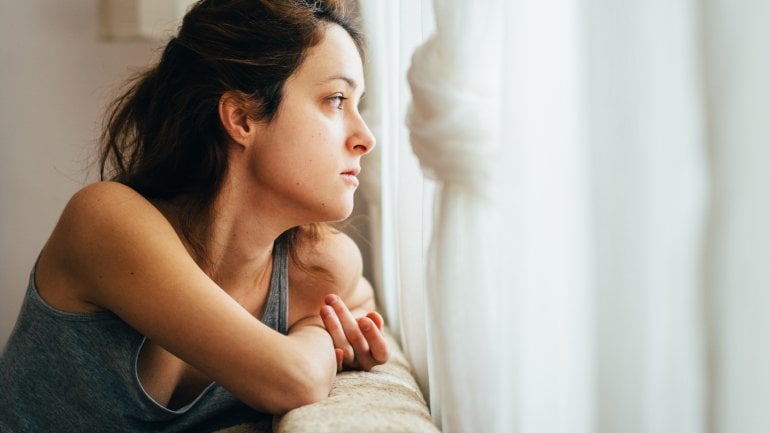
[289,24,364,90]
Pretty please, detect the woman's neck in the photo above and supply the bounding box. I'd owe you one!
[155,185,289,296]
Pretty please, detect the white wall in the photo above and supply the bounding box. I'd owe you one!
[0,0,158,349]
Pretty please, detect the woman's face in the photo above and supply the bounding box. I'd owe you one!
[246,23,375,224]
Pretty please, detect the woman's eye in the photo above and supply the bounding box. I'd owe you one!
[330,94,347,110]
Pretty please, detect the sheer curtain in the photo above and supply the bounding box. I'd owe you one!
[356,0,434,399]
[360,0,769,432]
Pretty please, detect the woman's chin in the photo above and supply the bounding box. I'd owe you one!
[323,199,355,222]
[299,199,354,224]
[325,205,354,223]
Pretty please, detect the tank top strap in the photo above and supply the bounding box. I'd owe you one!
[262,236,289,334]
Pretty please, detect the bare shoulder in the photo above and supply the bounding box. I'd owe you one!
[59,181,162,225]
[48,181,177,253]
[287,226,368,322]
[37,181,184,312]
[289,226,363,297]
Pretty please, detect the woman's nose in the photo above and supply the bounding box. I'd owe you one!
[348,115,376,155]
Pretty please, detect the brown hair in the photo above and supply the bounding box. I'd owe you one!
[99,0,364,268]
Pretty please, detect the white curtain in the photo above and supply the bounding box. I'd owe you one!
[701,1,770,431]
[356,0,435,399]
[406,0,511,432]
[361,0,770,432]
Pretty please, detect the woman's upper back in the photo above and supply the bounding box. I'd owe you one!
[0,188,291,430]
[34,182,186,314]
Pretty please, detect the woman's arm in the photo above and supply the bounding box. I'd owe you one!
[37,182,337,414]
[288,228,390,371]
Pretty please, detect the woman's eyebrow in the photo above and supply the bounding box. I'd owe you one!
[318,75,358,89]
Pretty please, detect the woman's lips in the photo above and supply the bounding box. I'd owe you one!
[341,167,361,187]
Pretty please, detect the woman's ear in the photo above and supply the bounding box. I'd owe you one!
[219,92,257,148]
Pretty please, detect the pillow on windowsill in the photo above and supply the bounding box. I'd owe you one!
[217,329,439,433]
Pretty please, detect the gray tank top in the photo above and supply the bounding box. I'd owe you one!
[0,239,289,433]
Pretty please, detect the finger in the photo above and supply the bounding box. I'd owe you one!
[366,311,385,331]
[321,305,355,364]
[322,306,355,364]
[357,317,390,370]
[325,294,370,362]
[335,348,344,372]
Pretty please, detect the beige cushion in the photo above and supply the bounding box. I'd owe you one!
[217,330,439,433]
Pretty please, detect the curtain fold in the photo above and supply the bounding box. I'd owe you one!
[583,1,708,431]
[356,0,434,401]
[356,0,399,338]
[406,1,507,432]
[702,0,770,431]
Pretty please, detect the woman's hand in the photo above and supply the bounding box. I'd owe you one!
[320,294,390,371]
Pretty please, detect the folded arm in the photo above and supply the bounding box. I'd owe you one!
[288,227,390,372]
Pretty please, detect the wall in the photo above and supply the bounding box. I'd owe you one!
[0,0,157,349]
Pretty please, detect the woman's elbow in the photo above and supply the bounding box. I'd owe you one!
[248,353,335,414]
[280,373,332,412]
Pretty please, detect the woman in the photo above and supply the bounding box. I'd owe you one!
[0,0,389,431]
